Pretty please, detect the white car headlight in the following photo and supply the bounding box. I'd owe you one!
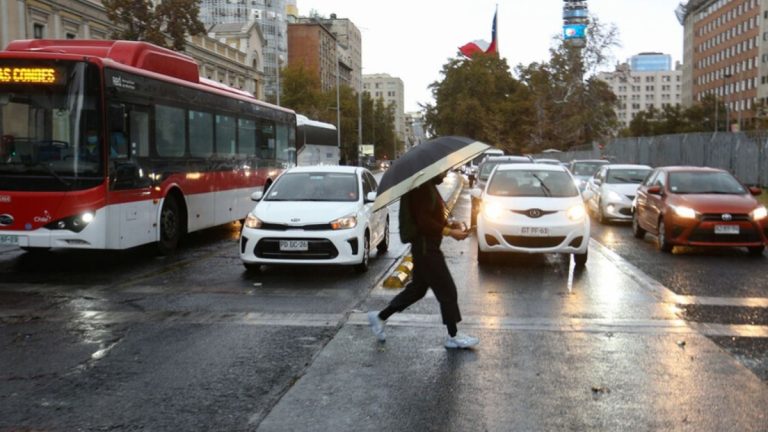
[567,204,586,221]
[671,205,697,219]
[482,202,505,221]
[330,215,357,230]
[244,213,263,229]
[751,206,767,221]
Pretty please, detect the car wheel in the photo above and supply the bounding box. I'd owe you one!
[573,250,588,268]
[158,195,183,255]
[355,233,370,273]
[477,242,490,264]
[747,246,765,256]
[596,200,606,224]
[632,210,646,239]
[657,219,673,253]
[243,262,262,273]
[377,218,390,253]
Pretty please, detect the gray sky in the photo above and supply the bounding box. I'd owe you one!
[297,0,684,111]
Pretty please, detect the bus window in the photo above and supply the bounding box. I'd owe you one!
[155,105,185,157]
[238,118,256,156]
[189,110,213,157]
[275,123,293,165]
[216,114,236,156]
[258,119,275,161]
[130,109,150,157]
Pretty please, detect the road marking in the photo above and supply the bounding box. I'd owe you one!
[590,239,768,307]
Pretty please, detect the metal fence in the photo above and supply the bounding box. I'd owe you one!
[530,132,768,186]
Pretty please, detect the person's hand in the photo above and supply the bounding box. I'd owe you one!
[448,220,465,230]
[448,228,469,241]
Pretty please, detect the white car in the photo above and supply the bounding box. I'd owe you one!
[471,163,590,267]
[583,164,652,224]
[239,166,389,272]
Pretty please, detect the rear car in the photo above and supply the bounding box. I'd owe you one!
[471,163,590,267]
[632,166,767,255]
[239,166,389,272]
[569,159,610,194]
[584,164,652,223]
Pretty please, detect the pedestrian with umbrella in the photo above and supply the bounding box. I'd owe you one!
[367,136,490,349]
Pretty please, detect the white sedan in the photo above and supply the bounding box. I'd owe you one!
[471,163,590,267]
[583,164,652,224]
[239,166,389,272]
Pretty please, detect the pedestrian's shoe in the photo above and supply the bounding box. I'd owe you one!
[444,333,479,349]
[367,311,386,341]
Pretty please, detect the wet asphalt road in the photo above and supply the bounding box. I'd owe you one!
[1,173,767,431]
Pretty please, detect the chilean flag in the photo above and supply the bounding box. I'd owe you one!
[459,9,498,57]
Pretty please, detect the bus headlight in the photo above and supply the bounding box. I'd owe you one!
[45,211,95,233]
[330,215,357,230]
[244,213,263,229]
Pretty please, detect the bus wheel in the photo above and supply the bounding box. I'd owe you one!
[158,195,181,254]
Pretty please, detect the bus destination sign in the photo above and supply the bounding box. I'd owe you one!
[0,67,61,84]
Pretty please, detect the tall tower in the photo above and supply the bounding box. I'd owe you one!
[563,0,588,48]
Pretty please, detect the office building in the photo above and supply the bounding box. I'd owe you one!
[363,74,406,145]
[630,53,673,72]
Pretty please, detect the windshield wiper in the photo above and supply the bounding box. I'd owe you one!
[612,176,631,183]
[531,174,551,197]
[28,162,72,189]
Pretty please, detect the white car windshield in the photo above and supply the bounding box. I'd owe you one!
[488,170,579,198]
[571,162,606,176]
[266,172,359,201]
[606,169,651,184]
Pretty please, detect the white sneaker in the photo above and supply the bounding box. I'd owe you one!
[367,311,386,341]
[444,333,479,349]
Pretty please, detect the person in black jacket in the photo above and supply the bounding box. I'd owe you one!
[367,172,479,349]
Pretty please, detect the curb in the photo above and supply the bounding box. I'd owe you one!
[382,175,464,289]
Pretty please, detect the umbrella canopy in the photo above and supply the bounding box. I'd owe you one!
[373,136,490,211]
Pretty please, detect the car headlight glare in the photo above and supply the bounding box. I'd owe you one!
[605,190,624,202]
[751,206,767,221]
[330,215,357,230]
[671,205,697,219]
[567,204,586,221]
[482,202,505,221]
[244,213,263,229]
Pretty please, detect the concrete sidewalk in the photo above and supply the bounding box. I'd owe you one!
[255,173,768,432]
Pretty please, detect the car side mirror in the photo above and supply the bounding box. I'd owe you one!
[365,191,377,203]
[470,188,482,199]
[647,186,662,195]
[593,179,602,186]
[250,191,264,201]
[749,186,762,196]
[581,190,594,201]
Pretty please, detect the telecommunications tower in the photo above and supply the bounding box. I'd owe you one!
[563,0,588,48]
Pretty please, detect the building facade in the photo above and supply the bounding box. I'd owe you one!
[405,111,427,150]
[598,60,683,128]
[679,0,761,129]
[1,0,265,99]
[200,0,287,103]
[630,53,673,71]
[304,14,362,93]
[287,20,342,92]
[363,73,406,145]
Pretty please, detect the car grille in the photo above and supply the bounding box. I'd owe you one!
[688,228,761,243]
[511,209,558,219]
[254,238,339,259]
[503,236,566,248]
[618,208,632,216]
[700,213,750,222]
[259,222,332,231]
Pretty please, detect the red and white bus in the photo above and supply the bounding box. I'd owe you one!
[0,39,296,253]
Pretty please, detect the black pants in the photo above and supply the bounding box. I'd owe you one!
[387,236,462,325]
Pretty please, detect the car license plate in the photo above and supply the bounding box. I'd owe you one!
[714,225,739,235]
[280,240,308,251]
[0,234,18,245]
[521,227,549,236]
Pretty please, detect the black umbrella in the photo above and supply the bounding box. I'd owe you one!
[372,136,490,211]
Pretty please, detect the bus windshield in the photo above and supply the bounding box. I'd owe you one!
[0,60,104,191]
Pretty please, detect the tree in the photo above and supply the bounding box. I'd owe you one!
[102,0,205,51]
[423,54,531,154]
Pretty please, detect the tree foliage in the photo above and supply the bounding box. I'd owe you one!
[622,95,725,137]
[102,0,205,51]
[280,64,397,164]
